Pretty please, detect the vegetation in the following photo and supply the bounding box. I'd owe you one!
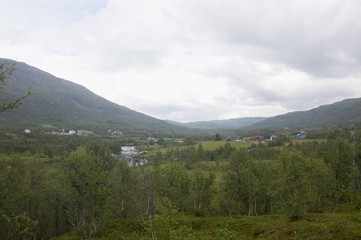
[0,61,32,113]
[0,126,361,239]
[54,213,361,240]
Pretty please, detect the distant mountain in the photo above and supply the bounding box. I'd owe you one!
[248,98,361,129]
[0,59,186,135]
[167,117,266,129]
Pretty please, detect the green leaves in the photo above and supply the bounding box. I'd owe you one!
[0,214,38,240]
[60,143,117,240]
[190,171,216,215]
[156,159,190,212]
[272,150,331,219]
[0,61,32,113]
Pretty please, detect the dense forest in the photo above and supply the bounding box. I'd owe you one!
[1,127,361,239]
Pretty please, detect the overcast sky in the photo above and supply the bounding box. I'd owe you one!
[1,0,361,122]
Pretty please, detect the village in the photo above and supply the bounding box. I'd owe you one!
[22,128,94,136]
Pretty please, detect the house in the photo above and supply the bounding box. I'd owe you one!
[69,130,76,135]
[224,137,232,142]
[296,133,304,138]
[270,135,277,141]
[249,136,266,143]
[107,130,117,137]
[24,129,31,134]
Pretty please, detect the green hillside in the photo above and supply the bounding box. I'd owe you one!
[167,117,266,129]
[0,59,187,135]
[248,98,361,129]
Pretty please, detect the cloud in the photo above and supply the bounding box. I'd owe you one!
[169,0,361,78]
[1,0,361,122]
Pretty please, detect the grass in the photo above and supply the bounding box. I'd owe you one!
[199,141,252,151]
[290,138,327,144]
[55,212,361,240]
[143,141,252,157]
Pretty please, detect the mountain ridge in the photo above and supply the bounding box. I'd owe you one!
[2,58,361,133]
[0,58,187,135]
[166,117,266,129]
[247,97,361,129]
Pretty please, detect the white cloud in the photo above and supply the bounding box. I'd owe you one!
[1,0,361,122]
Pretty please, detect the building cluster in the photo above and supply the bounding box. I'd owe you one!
[107,130,118,137]
[46,129,93,136]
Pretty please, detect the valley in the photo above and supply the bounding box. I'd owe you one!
[1,59,361,239]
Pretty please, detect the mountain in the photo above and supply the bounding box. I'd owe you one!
[167,117,266,129]
[0,59,186,135]
[248,98,361,129]
[2,58,361,134]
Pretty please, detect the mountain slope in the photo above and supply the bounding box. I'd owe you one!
[167,117,266,129]
[0,59,185,134]
[248,98,361,129]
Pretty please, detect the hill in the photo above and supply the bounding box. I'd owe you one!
[167,117,266,129]
[248,98,361,129]
[0,59,187,135]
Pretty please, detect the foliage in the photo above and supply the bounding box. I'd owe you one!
[271,150,331,219]
[0,214,38,240]
[2,126,361,239]
[57,213,361,240]
[155,159,190,212]
[60,143,116,240]
[0,61,32,113]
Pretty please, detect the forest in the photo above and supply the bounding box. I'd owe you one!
[1,128,361,239]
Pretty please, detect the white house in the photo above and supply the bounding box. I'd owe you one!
[69,130,76,135]
[24,129,31,134]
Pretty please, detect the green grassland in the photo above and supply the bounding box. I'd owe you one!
[199,141,252,151]
[54,213,361,240]
[143,140,252,157]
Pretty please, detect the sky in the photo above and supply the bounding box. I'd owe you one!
[1,0,361,122]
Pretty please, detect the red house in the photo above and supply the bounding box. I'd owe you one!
[250,136,266,143]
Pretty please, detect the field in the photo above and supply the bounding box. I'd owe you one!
[143,140,253,157]
[198,141,252,151]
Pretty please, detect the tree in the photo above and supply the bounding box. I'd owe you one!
[0,214,37,240]
[110,160,133,219]
[0,61,32,113]
[272,150,330,219]
[155,159,190,212]
[321,140,354,211]
[190,171,216,215]
[222,150,259,216]
[60,143,116,240]
[0,154,26,216]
